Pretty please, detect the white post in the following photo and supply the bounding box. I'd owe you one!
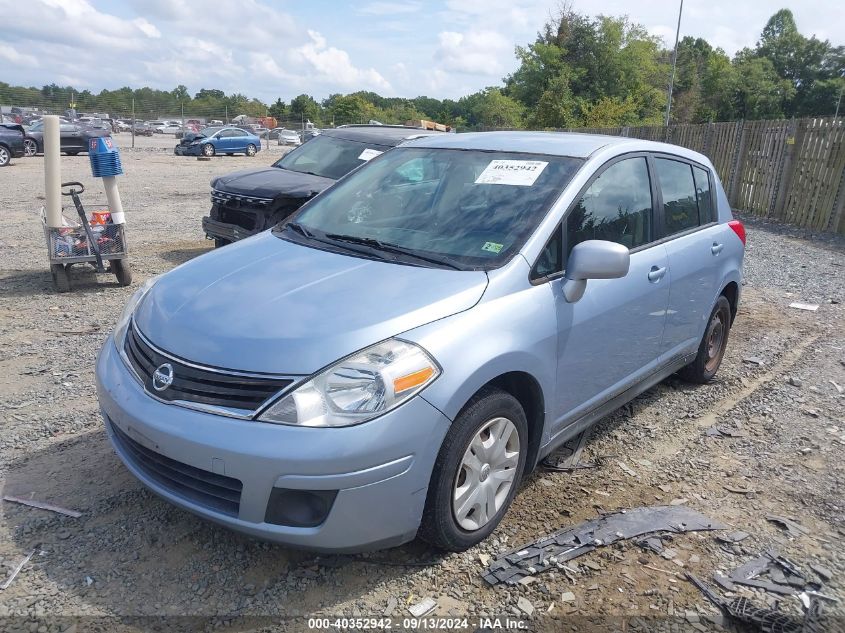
[102,177,125,225]
[44,115,62,227]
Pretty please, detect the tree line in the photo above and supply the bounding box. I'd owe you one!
[1,8,841,130]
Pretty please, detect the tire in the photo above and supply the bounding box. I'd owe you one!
[202,143,215,157]
[678,295,732,384]
[0,145,10,167]
[246,144,257,157]
[226,153,234,156]
[419,387,528,552]
[51,264,71,292]
[214,238,231,248]
[23,139,37,156]
[111,259,132,286]
[66,151,79,156]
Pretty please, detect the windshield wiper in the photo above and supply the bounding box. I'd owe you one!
[285,221,314,238]
[324,233,461,270]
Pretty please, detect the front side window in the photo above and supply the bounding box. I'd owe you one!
[655,158,699,235]
[566,157,653,255]
[274,134,392,180]
[282,148,583,270]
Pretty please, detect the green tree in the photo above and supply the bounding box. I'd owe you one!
[470,88,523,129]
[289,94,322,124]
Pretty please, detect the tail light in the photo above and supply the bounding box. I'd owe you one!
[728,220,746,246]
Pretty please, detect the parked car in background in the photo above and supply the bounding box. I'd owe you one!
[132,122,155,136]
[174,126,260,158]
[276,129,301,146]
[0,124,26,166]
[156,122,183,135]
[98,132,744,552]
[114,120,132,132]
[301,129,321,143]
[24,121,110,155]
[203,125,440,246]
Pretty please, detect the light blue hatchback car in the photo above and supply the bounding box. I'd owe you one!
[96,132,745,552]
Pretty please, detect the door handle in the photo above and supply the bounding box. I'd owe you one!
[711,242,724,255]
[648,265,667,282]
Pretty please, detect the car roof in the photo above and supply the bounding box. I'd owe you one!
[321,125,441,146]
[403,130,710,163]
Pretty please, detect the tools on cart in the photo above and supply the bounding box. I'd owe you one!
[41,115,131,292]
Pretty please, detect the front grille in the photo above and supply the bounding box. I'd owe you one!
[218,207,258,231]
[110,420,242,517]
[124,324,293,412]
[211,189,273,207]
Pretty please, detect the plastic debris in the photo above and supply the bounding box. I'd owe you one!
[788,302,819,311]
[408,597,437,617]
[0,549,35,590]
[3,495,82,518]
[482,505,725,585]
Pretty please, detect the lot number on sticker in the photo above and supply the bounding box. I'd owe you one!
[482,242,503,253]
[475,160,548,186]
[358,148,383,161]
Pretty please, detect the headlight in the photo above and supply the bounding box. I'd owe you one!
[259,339,440,427]
[112,275,159,349]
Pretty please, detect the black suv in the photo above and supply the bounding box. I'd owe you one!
[0,124,25,166]
[203,125,441,246]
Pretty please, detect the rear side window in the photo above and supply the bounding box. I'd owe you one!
[655,158,699,235]
[693,166,713,223]
[566,157,653,255]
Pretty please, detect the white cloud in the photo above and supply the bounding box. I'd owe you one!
[434,30,511,76]
[0,43,38,67]
[133,18,162,39]
[291,30,392,92]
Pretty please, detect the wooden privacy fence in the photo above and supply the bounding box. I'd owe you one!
[570,117,845,235]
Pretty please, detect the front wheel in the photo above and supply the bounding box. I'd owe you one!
[111,259,132,286]
[678,295,732,384]
[202,143,215,157]
[0,146,11,166]
[51,264,71,292]
[214,238,231,248]
[420,387,527,552]
[23,139,37,156]
[245,144,257,157]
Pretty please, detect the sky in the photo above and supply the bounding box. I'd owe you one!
[1,0,842,103]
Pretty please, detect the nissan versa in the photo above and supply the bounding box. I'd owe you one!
[96,132,745,552]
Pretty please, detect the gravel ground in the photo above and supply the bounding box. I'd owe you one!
[0,143,843,633]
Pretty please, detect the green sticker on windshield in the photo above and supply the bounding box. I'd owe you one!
[482,241,503,253]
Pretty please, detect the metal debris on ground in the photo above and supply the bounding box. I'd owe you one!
[788,302,819,311]
[704,425,749,438]
[0,549,36,590]
[766,515,810,538]
[540,429,596,472]
[407,597,437,617]
[727,550,823,597]
[482,505,725,586]
[743,356,766,366]
[3,495,82,518]
[716,530,751,545]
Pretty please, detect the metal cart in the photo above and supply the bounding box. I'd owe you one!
[43,181,132,292]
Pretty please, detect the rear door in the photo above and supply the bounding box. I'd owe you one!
[59,124,83,152]
[652,156,724,358]
[538,155,670,431]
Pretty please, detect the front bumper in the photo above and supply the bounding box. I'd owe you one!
[95,338,451,552]
[174,144,201,156]
[202,216,258,242]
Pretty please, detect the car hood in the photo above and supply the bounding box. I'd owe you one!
[133,232,488,374]
[212,166,334,199]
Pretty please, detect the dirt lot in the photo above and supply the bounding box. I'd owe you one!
[0,142,843,632]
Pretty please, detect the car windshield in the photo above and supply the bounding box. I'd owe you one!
[273,134,391,180]
[280,147,583,270]
[199,126,223,137]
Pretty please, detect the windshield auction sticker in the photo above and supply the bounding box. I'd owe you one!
[475,160,549,186]
[358,148,383,161]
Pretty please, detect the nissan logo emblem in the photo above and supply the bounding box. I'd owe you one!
[152,363,174,392]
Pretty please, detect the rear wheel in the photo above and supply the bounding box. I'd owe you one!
[246,144,257,157]
[111,259,132,286]
[51,264,71,292]
[420,387,527,551]
[202,143,215,157]
[678,295,732,383]
[23,139,37,156]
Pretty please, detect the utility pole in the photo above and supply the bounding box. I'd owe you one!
[835,82,843,119]
[131,97,135,149]
[665,0,684,127]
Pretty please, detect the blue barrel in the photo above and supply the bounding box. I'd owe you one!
[88,136,123,177]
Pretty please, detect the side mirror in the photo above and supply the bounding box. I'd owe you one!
[562,240,630,303]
